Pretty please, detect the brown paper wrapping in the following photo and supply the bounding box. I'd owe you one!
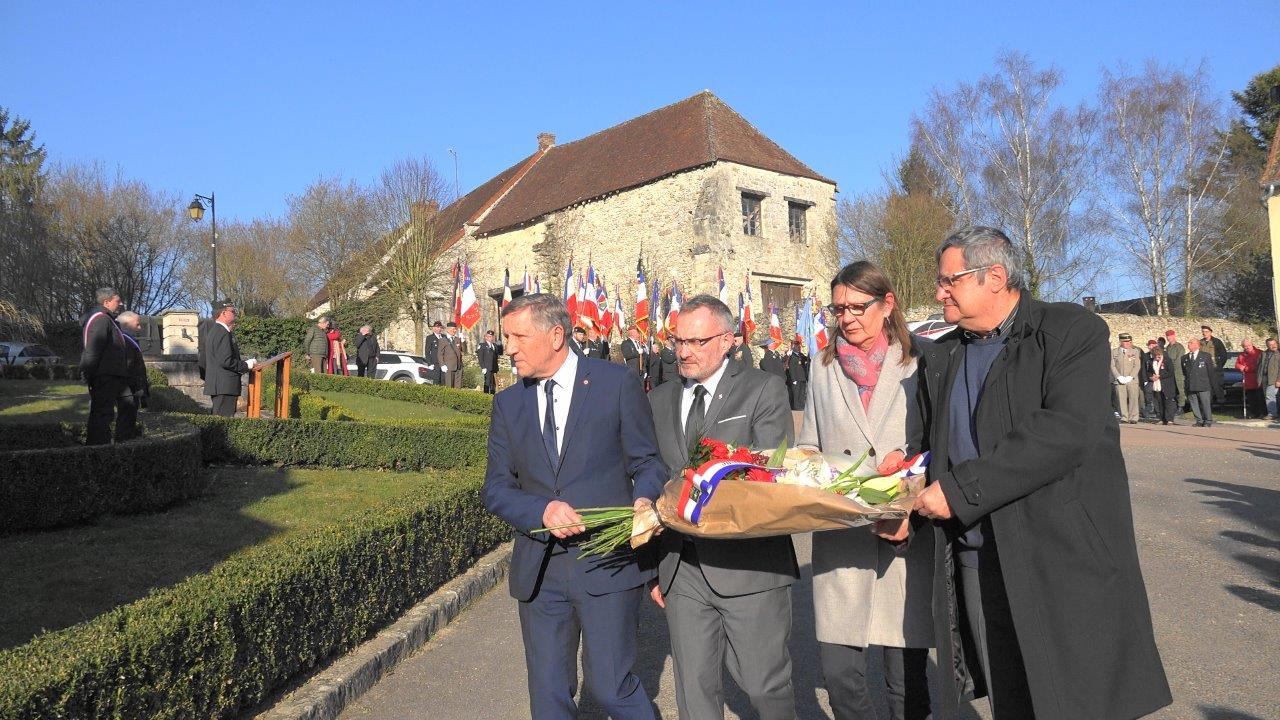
[629,475,922,548]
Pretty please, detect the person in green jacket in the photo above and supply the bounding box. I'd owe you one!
[303,317,331,373]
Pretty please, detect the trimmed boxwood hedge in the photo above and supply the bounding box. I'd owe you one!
[0,422,82,452]
[0,417,205,534]
[0,468,508,720]
[187,415,487,470]
[294,373,493,415]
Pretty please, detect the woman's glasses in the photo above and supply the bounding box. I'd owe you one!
[825,298,882,317]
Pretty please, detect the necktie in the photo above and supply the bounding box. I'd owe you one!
[685,384,707,454]
[543,379,559,466]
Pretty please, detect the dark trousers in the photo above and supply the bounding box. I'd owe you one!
[1154,390,1178,424]
[309,355,326,374]
[483,369,496,394]
[87,375,135,445]
[517,547,654,720]
[211,394,238,417]
[1140,382,1155,418]
[959,542,1036,719]
[819,642,929,720]
[1244,388,1265,417]
[356,359,378,378]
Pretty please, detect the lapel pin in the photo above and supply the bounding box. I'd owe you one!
[583,379,589,386]
[717,394,723,400]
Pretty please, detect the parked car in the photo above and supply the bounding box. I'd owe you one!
[1214,351,1244,410]
[0,341,61,366]
[907,317,956,341]
[343,351,434,383]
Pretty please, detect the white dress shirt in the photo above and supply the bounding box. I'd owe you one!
[680,357,729,432]
[536,350,579,456]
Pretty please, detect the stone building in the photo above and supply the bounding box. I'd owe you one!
[313,91,839,353]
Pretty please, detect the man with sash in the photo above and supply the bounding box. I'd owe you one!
[79,287,134,445]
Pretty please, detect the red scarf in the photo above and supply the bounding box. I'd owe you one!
[835,333,888,410]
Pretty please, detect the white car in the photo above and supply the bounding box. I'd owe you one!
[0,341,61,366]
[344,351,434,383]
[908,318,957,341]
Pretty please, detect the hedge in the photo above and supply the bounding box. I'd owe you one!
[186,415,488,470]
[0,417,205,534]
[0,422,82,452]
[0,468,508,719]
[294,373,493,416]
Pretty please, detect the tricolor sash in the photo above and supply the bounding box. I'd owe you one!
[676,460,781,524]
[891,451,930,479]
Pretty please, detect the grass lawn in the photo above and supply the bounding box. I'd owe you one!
[0,464,467,651]
[311,389,472,422]
[0,380,87,423]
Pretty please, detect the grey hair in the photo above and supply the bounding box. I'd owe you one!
[96,287,119,304]
[680,294,736,333]
[116,311,140,327]
[936,226,1027,291]
[359,325,372,333]
[501,293,571,336]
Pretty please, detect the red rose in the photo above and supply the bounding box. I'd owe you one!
[746,468,776,483]
[700,438,731,459]
[729,446,756,463]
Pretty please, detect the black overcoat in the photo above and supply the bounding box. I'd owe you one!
[916,293,1170,720]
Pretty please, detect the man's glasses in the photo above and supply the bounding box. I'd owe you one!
[936,266,991,289]
[826,298,882,317]
[670,333,729,350]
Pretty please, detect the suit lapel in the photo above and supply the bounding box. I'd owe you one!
[518,378,556,475]
[556,359,592,475]
[669,383,690,465]
[702,362,740,427]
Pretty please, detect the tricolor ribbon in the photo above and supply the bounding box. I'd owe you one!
[676,460,781,524]
[891,452,930,479]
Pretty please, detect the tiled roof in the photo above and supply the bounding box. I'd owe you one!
[476,92,834,234]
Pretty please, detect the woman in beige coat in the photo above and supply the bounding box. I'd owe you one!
[797,261,933,720]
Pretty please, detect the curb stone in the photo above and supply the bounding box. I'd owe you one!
[253,542,512,720]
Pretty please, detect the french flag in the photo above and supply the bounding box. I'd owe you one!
[717,266,728,305]
[769,303,783,351]
[597,279,612,335]
[458,264,481,330]
[563,257,577,326]
[634,258,649,336]
[582,264,600,330]
[522,267,533,294]
[502,268,512,309]
[741,276,756,338]
[814,302,830,351]
[665,282,682,337]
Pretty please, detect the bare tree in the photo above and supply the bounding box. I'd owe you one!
[186,218,306,316]
[912,52,1100,300]
[367,199,458,354]
[371,156,453,233]
[1098,61,1239,315]
[285,175,381,308]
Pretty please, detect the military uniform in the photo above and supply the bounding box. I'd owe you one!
[1111,333,1143,423]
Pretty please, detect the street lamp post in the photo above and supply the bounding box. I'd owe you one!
[188,193,217,310]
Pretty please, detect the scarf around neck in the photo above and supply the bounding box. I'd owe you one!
[835,332,889,410]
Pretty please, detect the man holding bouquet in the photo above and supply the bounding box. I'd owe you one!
[483,293,667,720]
[647,295,798,720]
[913,227,1170,719]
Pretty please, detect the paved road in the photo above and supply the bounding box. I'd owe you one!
[339,423,1280,720]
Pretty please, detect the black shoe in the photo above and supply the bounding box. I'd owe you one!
[1162,421,1170,425]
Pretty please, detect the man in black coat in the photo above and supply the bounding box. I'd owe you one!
[568,326,588,356]
[1200,325,1228,403]
[619,326,647,376]
[117,311,150,436]
[645,339,665,389]
[587,327,610,360]
[784,340,810,412]
[201,301,252,417]
[758,341,786,380]
[1181,338,1215,427]
[79,287,134,445]
[424,320,445,384]
[659,337,678,383]
[354,325,380,378]
[476,329,502,394]
[728,331,754,367]
[912,227,1169,720]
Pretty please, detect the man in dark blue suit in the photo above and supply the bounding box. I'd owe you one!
[484,293,668,720]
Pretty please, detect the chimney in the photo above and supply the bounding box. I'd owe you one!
[409,200,440,224]
[537,132,556,150]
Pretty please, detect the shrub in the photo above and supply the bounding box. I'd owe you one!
[0,417,206,534]
[147,386,205,414]
[294,373,493,416]
[25,364,51,380]
[145,366,171,388]
[186,415,487,470]
[0,469,508,720]
[1,364,31,379]
[0,423,82,452]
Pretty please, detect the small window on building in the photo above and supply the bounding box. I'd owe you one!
[788,202,807,243]
[741,193,763,236]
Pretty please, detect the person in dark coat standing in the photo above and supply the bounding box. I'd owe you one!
[645,339,665,389]
[79,287,135,445]
[477,329,502,394]
[785,339,810,412]
[659,337,678,382]
[116,311,151,432]
[759,341,786,380]
[355,325,380,378]
[1200,325,1228,403]
[620,326,647,376]
[729,330,754,367]
[424,320,446,384]
[440,322,464,389]
[202,301,252,417]
[1147,346,1178,425]
[303,317,330,374]
[587,327,610,360]
[913,227,1170,720]
[568,326,588,356]
[1181,339,1215,427]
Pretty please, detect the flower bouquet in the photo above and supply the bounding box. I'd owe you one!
[534,437,929,558]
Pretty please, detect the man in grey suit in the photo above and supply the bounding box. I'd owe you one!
[647,294,798,720]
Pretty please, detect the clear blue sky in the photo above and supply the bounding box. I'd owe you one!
[3,1,1277,298]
